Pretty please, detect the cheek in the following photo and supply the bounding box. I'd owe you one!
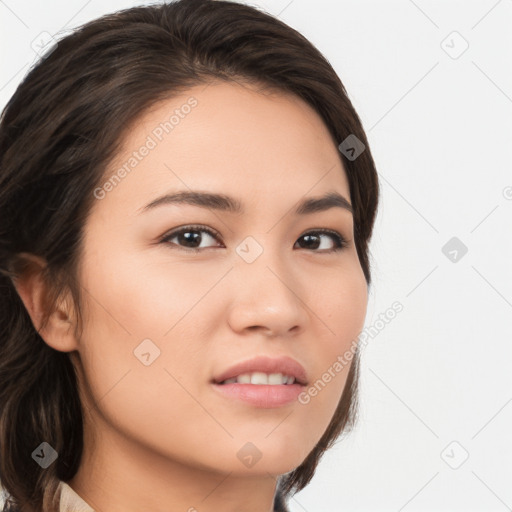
[77,245,220,347]
[75,256,208,404]
[320,263,368,348]
[302,265,367,416]
[75,253,229,451]
[75,277,213,462]
[91,251,231,337]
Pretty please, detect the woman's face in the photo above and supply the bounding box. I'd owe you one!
[72,80,368,477]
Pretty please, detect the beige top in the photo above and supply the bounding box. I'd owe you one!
[1,481,288,511]
[58,482,95,512]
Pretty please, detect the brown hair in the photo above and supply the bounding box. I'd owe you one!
[0,0,379,510]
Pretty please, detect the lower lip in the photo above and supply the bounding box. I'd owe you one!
[212,382,305,408]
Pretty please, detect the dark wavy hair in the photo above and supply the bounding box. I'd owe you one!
[0,0,380,510]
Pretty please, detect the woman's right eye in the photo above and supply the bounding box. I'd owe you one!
[159,225,223,252]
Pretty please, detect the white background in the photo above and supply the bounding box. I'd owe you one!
[1,1,511,511]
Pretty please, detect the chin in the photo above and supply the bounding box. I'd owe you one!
[189,436,312,476]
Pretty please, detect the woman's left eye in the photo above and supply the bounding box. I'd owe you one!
[295,229,348,252]
[159,225,348,252]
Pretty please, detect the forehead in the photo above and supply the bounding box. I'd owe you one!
[96,80,350,216]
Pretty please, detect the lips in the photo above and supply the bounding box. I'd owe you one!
[212,355,308,386]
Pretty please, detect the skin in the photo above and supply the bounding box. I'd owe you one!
[15,80,368,512]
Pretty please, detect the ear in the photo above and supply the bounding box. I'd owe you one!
[11,253,79,352]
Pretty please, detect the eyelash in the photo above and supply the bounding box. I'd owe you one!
[159,224,349,253]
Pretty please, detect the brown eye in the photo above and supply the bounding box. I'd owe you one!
[295,229,348,252]
[160,225,222,251]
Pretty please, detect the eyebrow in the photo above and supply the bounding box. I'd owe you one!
[139,190,353,216]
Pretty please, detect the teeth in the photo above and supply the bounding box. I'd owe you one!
[267,373,284,385]
[221,372,296,385]
[238,374,252,384]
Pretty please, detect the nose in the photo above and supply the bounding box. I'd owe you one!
[226,237,309,338]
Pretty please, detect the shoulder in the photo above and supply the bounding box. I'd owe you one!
[0,480,95,512]
[58,481,95,512]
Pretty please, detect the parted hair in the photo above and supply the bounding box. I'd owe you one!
[0,0,380,510]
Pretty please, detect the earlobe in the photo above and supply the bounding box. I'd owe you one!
[11,253,79,353]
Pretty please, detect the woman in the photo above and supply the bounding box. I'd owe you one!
[0,0,380,510]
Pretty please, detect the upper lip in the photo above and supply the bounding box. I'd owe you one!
[212,355,308,385]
